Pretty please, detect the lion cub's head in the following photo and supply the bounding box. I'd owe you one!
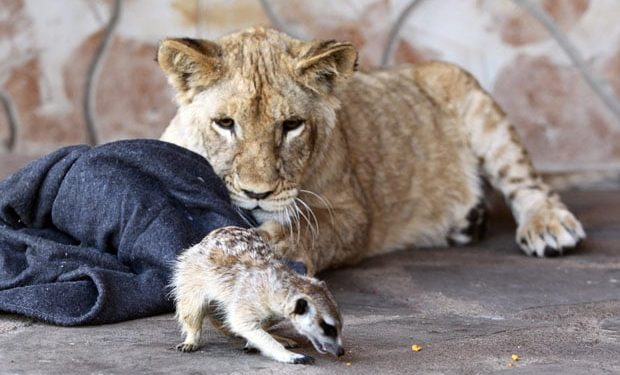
[158,27,357,223]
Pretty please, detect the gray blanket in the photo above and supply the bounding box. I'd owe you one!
[0,140,250,325]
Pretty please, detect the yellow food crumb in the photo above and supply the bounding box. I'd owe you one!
[411,344,422,352]
[511,354,520,361]
[346,362,352,366]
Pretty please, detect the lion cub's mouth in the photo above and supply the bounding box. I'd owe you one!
[230,194,296,224]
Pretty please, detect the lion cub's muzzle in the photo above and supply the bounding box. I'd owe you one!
[230,187,298,213]
[241,189,273,200]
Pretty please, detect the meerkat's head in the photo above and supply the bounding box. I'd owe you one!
[287,278,344,357]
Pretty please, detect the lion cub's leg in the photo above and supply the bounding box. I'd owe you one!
[415,62,585,256]
[446,201,488,246]
[461,88,585,257]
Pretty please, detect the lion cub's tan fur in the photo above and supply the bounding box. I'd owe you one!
[158,27,585,275]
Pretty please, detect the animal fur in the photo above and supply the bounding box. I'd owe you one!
[171,226,344,364]
[158,27,585,275]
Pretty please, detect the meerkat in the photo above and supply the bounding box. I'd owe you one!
[170,226,345,364]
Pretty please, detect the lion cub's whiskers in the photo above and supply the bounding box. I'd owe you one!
[293,198,319,251]
[299,189,335,226]
[287,204,302,246]
[232,205,255,227]
[295,199,318,234]
[290,200,315,250]
[280,207,294,247]
[284,205,300,247]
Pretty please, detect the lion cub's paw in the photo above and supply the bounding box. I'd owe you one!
[516,205,585,257]
[256,220,288,253]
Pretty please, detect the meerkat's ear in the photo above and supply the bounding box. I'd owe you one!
[295,40,358,94]
[157,38,223,102]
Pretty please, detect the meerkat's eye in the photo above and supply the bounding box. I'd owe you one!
[293,298,308,315]
[214,117,235,130]
[320,320,338,338]
[282,118,305,133]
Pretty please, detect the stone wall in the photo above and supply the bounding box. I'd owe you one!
[1,0,619,173]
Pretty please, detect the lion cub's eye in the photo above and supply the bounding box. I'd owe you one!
[214,117,235,129]
[282,118,305,133]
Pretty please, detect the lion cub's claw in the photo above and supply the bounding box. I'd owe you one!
[517,206,585,257]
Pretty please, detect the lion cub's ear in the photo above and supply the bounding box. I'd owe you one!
[295,40,358,94]
[157,38,223,103]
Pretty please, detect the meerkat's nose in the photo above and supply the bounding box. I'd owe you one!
[336,346,345,357]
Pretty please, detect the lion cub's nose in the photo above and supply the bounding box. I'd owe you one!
[242,189,273,200]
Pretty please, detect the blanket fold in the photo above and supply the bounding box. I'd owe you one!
[0,139,248,325]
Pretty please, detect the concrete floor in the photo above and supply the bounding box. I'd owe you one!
[0,187,618,374]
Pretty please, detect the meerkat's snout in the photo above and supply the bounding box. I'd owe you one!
[288,288,345,358]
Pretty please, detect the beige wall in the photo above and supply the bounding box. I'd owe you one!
[1,0,619,175]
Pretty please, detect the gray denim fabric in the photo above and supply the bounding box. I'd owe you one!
[0,139,249,325]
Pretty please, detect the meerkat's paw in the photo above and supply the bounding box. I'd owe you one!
[516,205,585,257]
[243,342,260,354]
[176,342,200,353]
[243,337,299,354]
[290,354,315,365]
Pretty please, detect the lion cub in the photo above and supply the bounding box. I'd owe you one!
[171,226,344,364]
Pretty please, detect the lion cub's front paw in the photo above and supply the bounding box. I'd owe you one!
[516,206,585,257]
[256,220,288,254]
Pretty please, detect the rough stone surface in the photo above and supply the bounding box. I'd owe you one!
[493,54,620,169]
[2,0,620,171]
[0,191,618,375]
[480,0,590,46]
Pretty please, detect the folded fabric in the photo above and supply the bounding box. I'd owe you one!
[0,139,250,325]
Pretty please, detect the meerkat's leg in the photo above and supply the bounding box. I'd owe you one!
[243,322,298,353]
[176,306,206,352]
[270,334,300,349]
[261,319,300,348]
[414,62,585,257]
[227,309,313,364]
[244,334,299,354]
[206,306,234,337]
[238,328,313,364]
[174,291,208,352]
